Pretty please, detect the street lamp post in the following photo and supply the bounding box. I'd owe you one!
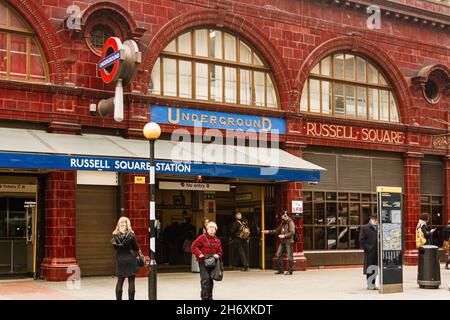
[143,122,161,300]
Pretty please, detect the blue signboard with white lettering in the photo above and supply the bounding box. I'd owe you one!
[150,105,286,134]
[98,51,121,70]
[0,152,319,182]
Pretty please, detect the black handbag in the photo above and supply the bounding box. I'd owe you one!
[211,258,224,281]
[203,235,216,268]
[204,255,216,268]
[136,250,146,267]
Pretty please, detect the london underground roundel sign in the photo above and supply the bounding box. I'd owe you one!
[99,37,122,84]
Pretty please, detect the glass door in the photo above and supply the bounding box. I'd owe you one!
[0,196,36,275]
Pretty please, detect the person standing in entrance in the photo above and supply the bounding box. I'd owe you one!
[111,217,140,300]
[444,220,450,270]
[359,213,378,290]
[191,221,223,300]
[262,210,295,275]
[192,217,210,273]
[229,212,250,271]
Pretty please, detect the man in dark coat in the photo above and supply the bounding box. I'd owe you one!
[229,212,250,271]
[359,212,378,289]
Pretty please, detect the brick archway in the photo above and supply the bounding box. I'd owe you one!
[296,36,413,124]
[5,0,65,83]
[141,10,291,110]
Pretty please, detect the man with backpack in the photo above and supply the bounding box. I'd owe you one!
[262,210,296,275]
[229,212,250,271]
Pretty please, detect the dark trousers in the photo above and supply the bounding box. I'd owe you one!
[116,276,136,300]
[199,262,214,300]
[446,248,450,268]
[275,242,294,272]
[232,238,249,269]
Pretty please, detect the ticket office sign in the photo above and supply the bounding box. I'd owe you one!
[377,186,403,294]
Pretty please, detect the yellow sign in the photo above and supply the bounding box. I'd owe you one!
[134,176,146,184]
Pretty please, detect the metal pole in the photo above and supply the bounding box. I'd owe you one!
[261,187,265,271]
[148,139,157,300]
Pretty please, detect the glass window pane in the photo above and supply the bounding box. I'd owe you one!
[303,202,312,225]
[240,69,251,105]
[314,203,325,225]
[303,226,312,250]
[327,226,337,249]
[390,93,399,122]
[333,54,344,78]
[350,226,359,249]
[224,33,236,61]
[0,32,7,76]
[321,56,331,76]
[0,4,6,26]
[163,58,177,97]
[304,192,312,201]
[338,193,348,201]
[338,227,349,249]
[150,57,161,94]
[314,192,325,201]
[368,62,378,84]
[338,203,348,225]
[334,83,344,116]
[195,29,208,57]
[380,90,389,121]
[314,227,326,250]
[164,39,176,52]
[309,79,320,113]
[356,56,366,82]
[349,203,360,225]
[224,67,236,103]
[30,39,45,80]
[254,71,265,107]
[368,88,379,120]
[239,41,251,64]
[345,85,356,117]
[195,63,208,100]
[253,53,263,66]
[9,198,29,238]
[210,65,222,102]
[311,63,320,75]
[300,81,308,111]
[344,54,355,80]
[178,32,191,55]
[10,12,26,29]
[361,204,371,225]
[326,192,337,201]
[267,75,277,108]
[10,34,27,79]
[379,73,387,85]
[322,81,331,114]
[357,86,367,119]
[179,60,192,98]
[326,203,337,225]
[210,30,222,59]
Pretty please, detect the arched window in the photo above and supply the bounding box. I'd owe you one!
[0,1,48,82]
[300,53,399,123]
[149,28,279,108]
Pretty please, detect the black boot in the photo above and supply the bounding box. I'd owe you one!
[128,291,135,300]
[116,290,122,300]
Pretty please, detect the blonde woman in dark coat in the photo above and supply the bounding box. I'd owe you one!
[111,217,140,300]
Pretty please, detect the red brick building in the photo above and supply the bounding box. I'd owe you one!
[0,0,448,281]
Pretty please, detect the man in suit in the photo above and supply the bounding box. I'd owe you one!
[359,212,379,289]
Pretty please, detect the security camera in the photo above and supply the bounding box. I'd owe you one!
[308,181,318,186]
